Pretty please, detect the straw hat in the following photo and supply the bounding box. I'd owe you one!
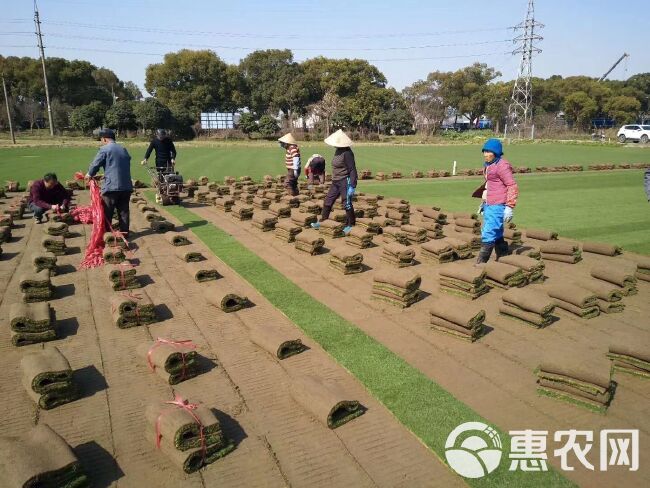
[278,133,297,145]
[324,129,353,148]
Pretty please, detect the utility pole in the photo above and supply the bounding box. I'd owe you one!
[2,76,16,144]
[34,0,54,136]
[505,0,543,139]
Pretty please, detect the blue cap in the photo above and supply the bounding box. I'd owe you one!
[98,128,116,139]
[482,138,503,157]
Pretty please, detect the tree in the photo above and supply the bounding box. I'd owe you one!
[403,74,447,135]
[604,95,641,124]
[69,101,107,134]
[239,50,310,120]
[122,81,143,101]
[257,115,279,139]
[484,82,512,133]
[301,57,387,100]
[104,100,137,135]
[441,63,501,126]
[380,107,413,135]
[237,112,257,138]
[563,91,598,130]
[133,97,172,134]
[146,49,240,116]
[308,91,342,136]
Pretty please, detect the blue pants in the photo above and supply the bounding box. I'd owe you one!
[481,204,505,244]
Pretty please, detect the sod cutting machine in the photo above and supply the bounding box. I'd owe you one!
[144,162,184,205]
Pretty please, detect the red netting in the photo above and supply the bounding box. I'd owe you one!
[77,172,105,269]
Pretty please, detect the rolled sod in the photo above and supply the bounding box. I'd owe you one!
[203,282,248,312]
[442,237,473,260]
[249,323,307,360]
[536,361,614,412]
[318,219,345,238]
[103,231,128,248]
[110,294,157,328]
[168,234,191,246]
[596,299,624,314]
[151,219,175,233]
[525,228,558,241]
[289,372,365,429]
[175,246,205,262]
[231,204,254,220]
[146,403,228,452]
[608,336,650,379]
[382,226,410,245]
[576,279,623,302]
[484,261,527,289]
[12,329,57,347]
[42,235,66,256]
[274,220,302,243]
[10,302,52,333]
[45,222,69,237]
[20,269,54,302]
[294,229,324,254]
[581,241,622,256]
[590,264,637,288]
[499,305,554,328]
[103,247,126,264]
[186,261,221,282]
[0,424,89,488]
[499,254,545,283]
[20,347,79,409]
[144,211,164,222]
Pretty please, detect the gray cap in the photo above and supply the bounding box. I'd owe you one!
[98,128,116,139]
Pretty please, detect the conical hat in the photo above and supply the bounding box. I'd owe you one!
[324,129,353,148]
[278,133,297,145]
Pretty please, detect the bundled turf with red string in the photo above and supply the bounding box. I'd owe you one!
[75,174,105,269]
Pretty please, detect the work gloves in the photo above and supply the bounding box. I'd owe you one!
[503,206,514,223]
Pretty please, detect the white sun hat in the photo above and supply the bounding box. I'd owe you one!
[278,133,297,145]
[324,129,353,148]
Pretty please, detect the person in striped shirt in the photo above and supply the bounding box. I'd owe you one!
[278,133,301,196]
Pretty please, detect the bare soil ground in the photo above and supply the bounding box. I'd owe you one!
[186,197,650,488]
[0,191,463,487]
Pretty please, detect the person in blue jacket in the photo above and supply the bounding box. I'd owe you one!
[86,128,133,236]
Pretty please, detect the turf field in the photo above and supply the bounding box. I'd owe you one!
[1,142,648,253]
[0,141,649,183]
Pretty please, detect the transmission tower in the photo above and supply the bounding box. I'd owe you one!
[506,0,543,139]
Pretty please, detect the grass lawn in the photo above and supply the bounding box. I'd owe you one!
[2,143,647,254]
[1,142,649,184]
[364,171,650,255]
[154,195,574,488]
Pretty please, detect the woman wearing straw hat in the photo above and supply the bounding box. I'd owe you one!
[311,129,358,234]
[278,133,301,196]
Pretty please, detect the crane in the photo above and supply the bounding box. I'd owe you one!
[598,53,629,81]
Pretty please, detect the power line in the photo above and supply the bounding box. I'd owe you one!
[40,32,514,52]
[40,19,515,40]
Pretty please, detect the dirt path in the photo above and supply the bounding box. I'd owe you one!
[187,200,650,488]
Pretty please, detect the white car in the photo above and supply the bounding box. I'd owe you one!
[617,124,650,143]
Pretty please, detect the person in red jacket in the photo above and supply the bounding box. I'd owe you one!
[28,173,72,223]
[476,139,518,263]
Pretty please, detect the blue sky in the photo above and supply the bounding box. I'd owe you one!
[2,0,648,94]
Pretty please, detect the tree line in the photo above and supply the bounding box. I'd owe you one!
[1,50,649,138]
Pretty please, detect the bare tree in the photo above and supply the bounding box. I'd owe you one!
[308,91,342,136]
[403,73,447,136]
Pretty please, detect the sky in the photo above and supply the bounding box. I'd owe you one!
[2,0,648,96]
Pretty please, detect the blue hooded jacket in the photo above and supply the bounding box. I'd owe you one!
[87,141,133,194]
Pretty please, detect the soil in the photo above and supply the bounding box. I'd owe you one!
[0,192,464,488]
[186,196,650,488]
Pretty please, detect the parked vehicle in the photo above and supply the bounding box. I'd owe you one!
[617,124,650,143]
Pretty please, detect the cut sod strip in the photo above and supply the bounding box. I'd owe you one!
[149,196,574,487]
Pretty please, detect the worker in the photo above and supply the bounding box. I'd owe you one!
[476,138,518,263]
[87,128,133,237]
[278,133,301,196]
[28,172,72,224]
[305,154,326,186]
[141,129,176,172]
[311,129,358,234]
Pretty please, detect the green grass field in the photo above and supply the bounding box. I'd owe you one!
[1,143,648,254]
[365,171,650,255]
[1,141,649,184]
